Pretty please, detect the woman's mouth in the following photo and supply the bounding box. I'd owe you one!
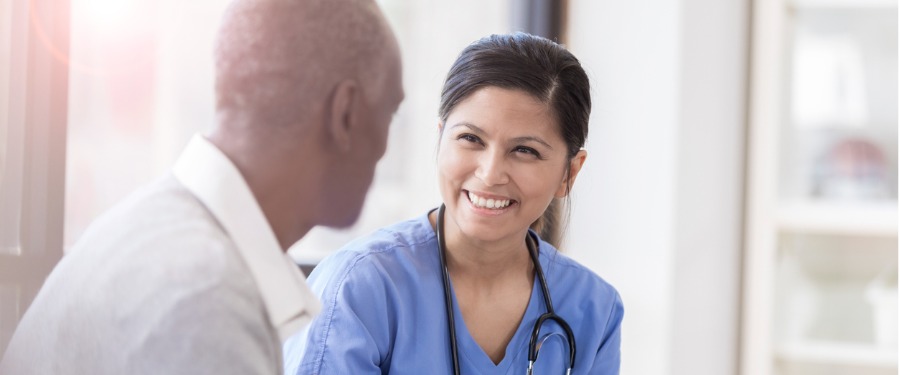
[465,190,515,210]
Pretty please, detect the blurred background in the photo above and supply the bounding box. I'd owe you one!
[0,0,896,374]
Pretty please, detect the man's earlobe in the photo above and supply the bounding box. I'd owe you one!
[328,80,359,152]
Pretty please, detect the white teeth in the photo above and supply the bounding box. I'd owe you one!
[467,192,511,209]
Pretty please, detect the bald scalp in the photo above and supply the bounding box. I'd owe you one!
[214,0,393,133]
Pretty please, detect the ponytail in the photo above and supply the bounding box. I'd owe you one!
[530,198,564,249]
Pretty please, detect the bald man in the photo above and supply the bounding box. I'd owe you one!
[0,0,403,373]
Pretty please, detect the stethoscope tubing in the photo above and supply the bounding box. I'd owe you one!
[436,205,461,374]
[435,205,576,375]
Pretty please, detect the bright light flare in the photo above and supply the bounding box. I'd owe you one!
[77,0,142,32]
[63,0,158,77]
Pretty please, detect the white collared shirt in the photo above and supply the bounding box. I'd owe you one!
[173,135,321,341]
[1,135,320,375]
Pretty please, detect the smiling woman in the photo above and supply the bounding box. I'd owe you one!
[282,33,622,375]
[437,86,583,247]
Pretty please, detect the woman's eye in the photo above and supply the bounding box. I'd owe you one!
[514,146,541,158]
[457,133,482,144]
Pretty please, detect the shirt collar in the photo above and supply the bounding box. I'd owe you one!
[172,135,321,342]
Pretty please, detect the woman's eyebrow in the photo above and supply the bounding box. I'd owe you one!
[512,136,553,149]
[449,122,485,135]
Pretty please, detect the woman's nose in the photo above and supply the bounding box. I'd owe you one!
[474,151,509,186]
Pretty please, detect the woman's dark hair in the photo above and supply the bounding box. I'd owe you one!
[438,33,591,248]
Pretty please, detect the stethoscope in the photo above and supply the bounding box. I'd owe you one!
[435,205,577,375]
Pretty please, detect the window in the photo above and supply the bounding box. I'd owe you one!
[61,0,518,265]
[0,0,69,355]
[1,0,553,354]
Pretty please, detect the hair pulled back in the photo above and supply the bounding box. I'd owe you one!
[438,33,591,248]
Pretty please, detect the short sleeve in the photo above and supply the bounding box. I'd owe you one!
[591,291,624,374]
[284,252,395,375]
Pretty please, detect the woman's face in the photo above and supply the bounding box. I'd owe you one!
[437,86,584,245]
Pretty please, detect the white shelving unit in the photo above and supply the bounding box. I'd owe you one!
[776,341,898,368]
[791,0,898,9]
[777,201,898,237]
[741,0,898,373]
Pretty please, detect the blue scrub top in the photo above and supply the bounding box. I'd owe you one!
[284,212,623,375]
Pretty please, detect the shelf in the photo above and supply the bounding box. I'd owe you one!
[743,0,899,372]
[790,0,898,9]
[777,200,898,237]
[777,340,898,368]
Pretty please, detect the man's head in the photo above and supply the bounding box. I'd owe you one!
[210,0,404,249]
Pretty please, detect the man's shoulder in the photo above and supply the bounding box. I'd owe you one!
[72,175,232,254]
[62,174,258,305]
[90,175,221,233]
[1,176,275,375]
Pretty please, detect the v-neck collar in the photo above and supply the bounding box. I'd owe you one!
[448,260,545,375]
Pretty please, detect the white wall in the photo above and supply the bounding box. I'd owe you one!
[566,1,748,374]
[566,1,680,373]
[670,0,747,373]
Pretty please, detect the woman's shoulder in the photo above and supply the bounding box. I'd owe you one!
[537,238,621,303]
[307,212,438,286]
[347,212,437,255]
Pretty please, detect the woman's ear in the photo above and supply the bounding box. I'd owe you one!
[327,79,359,152]
[555,150,587,198]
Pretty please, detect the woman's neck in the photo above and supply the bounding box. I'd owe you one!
[430,208,536,364]
[430,209,534,283]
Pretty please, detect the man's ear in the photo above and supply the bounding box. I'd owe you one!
[555,150,587,198]
[328,80,359,152]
